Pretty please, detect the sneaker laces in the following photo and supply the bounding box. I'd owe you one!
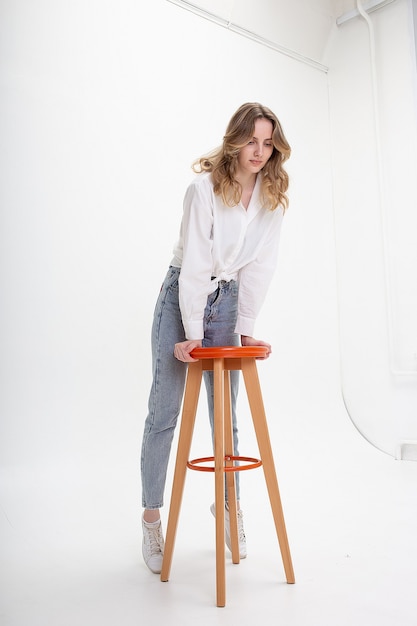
[225,502,246,544]
[237,509,246,543]
[143,522,164,558]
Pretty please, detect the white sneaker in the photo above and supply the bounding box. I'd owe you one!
[210,503,247,559]
[142,517,165,574]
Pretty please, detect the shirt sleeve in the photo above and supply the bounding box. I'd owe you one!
[178,181,214,340]
[234,209,284,337]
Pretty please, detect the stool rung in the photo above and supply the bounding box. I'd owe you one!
[187,455,262,472]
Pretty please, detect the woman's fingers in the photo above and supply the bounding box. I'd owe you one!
[174,340,201,362]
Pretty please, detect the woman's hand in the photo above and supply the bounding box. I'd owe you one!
[241,335,272,359]
[174,339,203,362]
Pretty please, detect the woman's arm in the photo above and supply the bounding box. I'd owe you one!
[241,335,272,359]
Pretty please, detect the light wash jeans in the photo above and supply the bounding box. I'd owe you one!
[141,266,240,509]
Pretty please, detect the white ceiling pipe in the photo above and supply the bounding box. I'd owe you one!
[166,0,329,72]
[353,0,415,376]
[336,0,397,26]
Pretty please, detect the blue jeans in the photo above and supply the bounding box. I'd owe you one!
[141,266,240,509]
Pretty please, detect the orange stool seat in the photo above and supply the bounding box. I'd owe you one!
[191,345,270,359]
[160,346,295,607]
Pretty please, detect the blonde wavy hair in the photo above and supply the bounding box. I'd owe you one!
[193,102,291,211]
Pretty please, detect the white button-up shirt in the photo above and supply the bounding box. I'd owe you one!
[171,172,284,340]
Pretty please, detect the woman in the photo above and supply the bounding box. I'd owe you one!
[141,102,291,573]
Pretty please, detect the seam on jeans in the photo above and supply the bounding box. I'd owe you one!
[147,281,170,430]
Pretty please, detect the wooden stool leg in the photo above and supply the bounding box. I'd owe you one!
[223,369,240,564]
[160,361,203,582]
[213,358,226,607]
[242,359,295,584]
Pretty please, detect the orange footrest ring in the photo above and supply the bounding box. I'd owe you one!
[187,455,262,472]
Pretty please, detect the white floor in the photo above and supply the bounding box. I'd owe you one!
[1,398,417,626]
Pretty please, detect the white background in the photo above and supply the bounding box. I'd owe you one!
[1,1,417,624]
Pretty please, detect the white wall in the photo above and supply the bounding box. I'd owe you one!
[3,0,417,480]
[326,0,417,457]
[0,0,341,479]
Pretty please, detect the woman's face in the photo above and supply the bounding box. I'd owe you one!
[236,118,274,177]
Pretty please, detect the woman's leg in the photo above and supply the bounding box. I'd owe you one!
[141,267,187,512]
[202,279,240,500]
[202,280,247,558]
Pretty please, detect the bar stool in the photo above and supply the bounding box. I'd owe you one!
[160,346,295,607]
